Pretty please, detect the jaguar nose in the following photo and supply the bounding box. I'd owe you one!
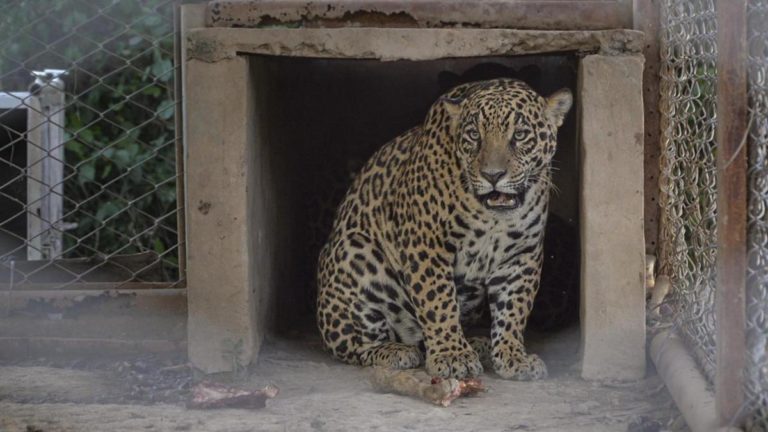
[481,168,506,185]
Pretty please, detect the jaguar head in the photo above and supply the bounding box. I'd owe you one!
[440,79,572,211]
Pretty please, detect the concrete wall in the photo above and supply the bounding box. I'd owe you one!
[182,4,646,378]
[579,54,646,380]
[185,56,260,373]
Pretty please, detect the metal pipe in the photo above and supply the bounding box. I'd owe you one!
[650,330,742,432]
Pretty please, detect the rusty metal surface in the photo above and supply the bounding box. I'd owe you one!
[714,0,748,426]
[205,0,633,30]
[634,0,662,254]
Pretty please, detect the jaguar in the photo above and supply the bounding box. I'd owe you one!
[316,78,572,380]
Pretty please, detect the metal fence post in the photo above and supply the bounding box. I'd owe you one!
[26,69,67,261]
[715,0,749,427]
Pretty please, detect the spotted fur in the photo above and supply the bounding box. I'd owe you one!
[316,79,573,380]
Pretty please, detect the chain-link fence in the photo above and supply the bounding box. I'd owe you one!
[658,0,719,380]
[659,0,768,428]
[0,0,183,289]
[747,0,768,428]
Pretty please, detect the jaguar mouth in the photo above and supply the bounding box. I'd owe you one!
[479,190,525,210]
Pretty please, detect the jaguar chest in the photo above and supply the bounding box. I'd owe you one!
[450,206,545,287]
[453,222,511,285]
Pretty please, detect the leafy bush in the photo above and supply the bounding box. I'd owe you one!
[0,0,179,279]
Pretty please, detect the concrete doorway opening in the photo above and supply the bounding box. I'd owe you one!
[250,55,580,339]
[182,8,646,382]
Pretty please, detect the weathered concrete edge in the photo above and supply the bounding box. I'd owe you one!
[205,0,633,31]
[186,28,644,63]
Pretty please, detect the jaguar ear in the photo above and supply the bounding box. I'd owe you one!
[434,81,486,134]
[439,96,463,135]
[441,95,463,117]
[544,88,573,128]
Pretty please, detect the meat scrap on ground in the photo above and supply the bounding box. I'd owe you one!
[187,381,279,409]
[370,367,486,407]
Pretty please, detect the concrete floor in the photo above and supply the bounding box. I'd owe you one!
[0,326,681,432]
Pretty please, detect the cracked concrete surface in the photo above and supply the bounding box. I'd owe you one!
[205,0,633,31]
[0,328,679,432]
[186,28,644,63]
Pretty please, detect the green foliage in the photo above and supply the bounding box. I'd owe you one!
[0,0,179,279]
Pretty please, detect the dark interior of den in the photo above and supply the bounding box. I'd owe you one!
[250,54,581,364]
[0,107,26,261]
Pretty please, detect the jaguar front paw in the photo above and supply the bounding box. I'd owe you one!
[362,342,424,369]
[492,347,548,381]
[426,349,483,379]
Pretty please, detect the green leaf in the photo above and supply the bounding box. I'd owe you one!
[143,15,162,27]
[129,164,144,183]
[79,128,94,143]
[150,134,169,147]
[153,238,166,254]
[151,58,172,81]
[113,149,132,168]
[157,99,175,121]
[95,201,122,223]
[78,163,95,185]
[157,185,176,204]
[101,163,113,179]
[142,86,162,98]
[67,116,83,133]
[127,141,140,158]
[66,140,85,158]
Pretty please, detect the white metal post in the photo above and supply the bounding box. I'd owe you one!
[26,69,67,261]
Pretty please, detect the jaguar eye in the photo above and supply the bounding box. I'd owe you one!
[513,130,528,141]
[468,130,480,141]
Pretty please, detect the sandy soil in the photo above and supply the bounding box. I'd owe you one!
[0,328,680,432]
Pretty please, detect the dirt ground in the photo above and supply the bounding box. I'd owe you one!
[0,327,682,432]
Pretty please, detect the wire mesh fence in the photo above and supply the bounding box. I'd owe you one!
[658,0,719,381]
[747,0,768,428]
[660,0,768,428]
[0,0,183,289]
